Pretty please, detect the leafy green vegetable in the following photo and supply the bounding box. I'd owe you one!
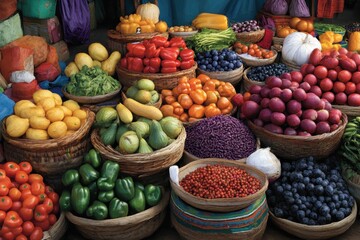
[314,23,346,35]
[66,66,121,96]
[185,28,236,53]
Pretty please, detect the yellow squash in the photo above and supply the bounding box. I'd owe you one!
[192,13,228,30]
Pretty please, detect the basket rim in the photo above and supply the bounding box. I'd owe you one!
[66,188,169,227]
[44,211,66,238]
[247,113,348,141]
[238,50,277,67]
[235,28,265,37]
[196,64,244,76]
[269,201,357,231]
[107,29,169,42]
[243,67,266,85]
[1,108,95,150]
[62,86,122,104]
[170,158,269,208]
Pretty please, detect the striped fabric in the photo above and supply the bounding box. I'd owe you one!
[170,191,268,234]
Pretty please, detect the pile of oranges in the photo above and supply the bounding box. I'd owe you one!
[233,42,275,59]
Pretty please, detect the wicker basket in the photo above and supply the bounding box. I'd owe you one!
[120,91,162,109]
[91,127,186,177]
[2,109,95,175]
[116,63,197,91]
[107,30,169,55]
[247,114,348,160]
[170,158,268,212]
[66,189,170,240]
[269,202,357,240]
[171,192,268,240]
[281,57,301,71]
[169,30,198,39]
[238,51,277,67]
[272,36,284,46]
[196,65,244,86]
[332,104,360,118]
[62,87,121,104]
[242,67,265,91]
[43,212,67,240]
[236,29,265,43]
[343,173,360,211]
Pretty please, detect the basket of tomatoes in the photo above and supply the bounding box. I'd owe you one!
[233,42,277,67]
[0,161,66,240]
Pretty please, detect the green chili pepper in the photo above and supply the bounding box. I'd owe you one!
[109,198,128,218]
[86,200,108,220]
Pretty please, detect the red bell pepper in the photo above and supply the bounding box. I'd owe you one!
[169,37,186,48]
[144,66,159,73]
[127,57,144,73]
[145,43,157,58]
[161,60,180,68]
[120,58,128,69]
[150,36,170,48]
[126,43,146,58]
[160,47,180,61]
[144,57,161,68]
[180,49,194,61]
[180,59,195,70]
[161,67,177,73]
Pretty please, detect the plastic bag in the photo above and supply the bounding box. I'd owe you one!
[35,62,60,82]
[60,0,90,44]
[10,71,35,83]
[264,0,288,15]
[289,0,310,17]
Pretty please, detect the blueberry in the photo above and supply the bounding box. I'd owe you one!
[325,213,332,223]
[210,49,218,55]
[318,196,325,202]
[328,202,336,209]
[282,162,292,172]
[335,211,345,221]
[309,212,318,220]
[219,55,224,61]
[213,56,219,61]
[318,216,327,225]
[297,183,306,194]
[204,60,209,65]
[321,179,329,187]
[339,193,346,201]
[315,185,324,195]
[308,219,316,225]
[212,61,218,67]
[228,63,234,69]
[305,209,311,217]
[303,177,310,185]
[325,197,332,203]
[299,204,307,210]
[295,199,302,205]
[285,196,295,204]
[341,200,349,208]
[302,217,310,225]
[296,210,306,220]
[314,200,322,209]
[235,61,242,68]
[332,194,339,202]
[291,205,299,213]
[319,205,330,216]
[325,185,334,196]
[274,207,284,218]
[199,65,207,70]
[314,177,323,185]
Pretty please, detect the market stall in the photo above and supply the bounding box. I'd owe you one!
[1,0,360,239]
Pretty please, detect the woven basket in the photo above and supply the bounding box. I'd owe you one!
[91,127,186,177]
[272,36,284,46]
[170,158,268,212]
[116,63,197,91]
[62,87,121,104]
[196,65,244,86]
[343,172,360,211]
[332,105,360,118]
[171,192,268,240]
[2,109,95,175]
[269,202,357,240]
[238,51,277,67]
[281,57,301,71]
[66,189,170,240]
[43,212,67,240]
[107,30,169,55]
[120,91,162,109]
[247,114,348,160]
[236,29,265,43]
[242,67,265,92]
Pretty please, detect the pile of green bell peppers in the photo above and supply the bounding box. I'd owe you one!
[59,148,162,220]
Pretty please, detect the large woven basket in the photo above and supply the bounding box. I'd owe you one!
[171,192,268,240]
[107,30,169,55]
[196,65,244,86]
[242,67,265,91]
[116,63,197,91]
[247,114,348,160]
[281,57,301,71]
[91,127,186,177]
[236,29,265,43]
[332,104,360,118]
[272,36,284,46]
[238,51,277,67]
[170,158,268,212]
[43,212,67,240]
[269,202,357,240]
[2,109,95,175]
[66,189,170,240]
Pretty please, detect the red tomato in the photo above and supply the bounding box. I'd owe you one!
[3,162,20,178]
[45,186,54,195]
[0,169,6,179]
[0,209,6,223]
[0,182,9,196]
[34,218,50,231]
[4,211,23,228]
[47,192,59,205]
[10,226,23,237]
[34,204,48,222]
[19,183,30,192]
[28,174,43,184]
[22,195,39,209]
[38,193,47,203]
[52,204,59,215]
[20,189,32,201]
[15,234,27,240]
[19,207,33,221]
[333,82,346,93]
[8,188,21,201]
[338,70,352,83]
[15,171,28,184]
[48,213,57,226]
[29,227,43,240]
[22,221,35,236]
[31,182,45,196]
[10,201,22,212]
[18,162,32,175]
[43,198,53,214]
[2,231,15,240]
[0,196,12,211]
[0,177,12,188]
[345,82,357,95]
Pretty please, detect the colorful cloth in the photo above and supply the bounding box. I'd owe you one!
[317,0,344,18]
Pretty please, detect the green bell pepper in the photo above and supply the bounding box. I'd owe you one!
[129,188,146,213]
[97,177,115,191]
[62,169,80,187]
[59,190,71,211]
[84,149,102,168]
[86,200,108,220]
[134,182,145,191]
[100,160,120,183]
[115,177,135,201]
[98,190,115,203]
[88,181,98,202]
[144,184,162,207]
[71,183,90,215]
[79,163,100,185]
[109,198,128,218]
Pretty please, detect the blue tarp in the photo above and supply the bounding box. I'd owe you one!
[124,0,266,26]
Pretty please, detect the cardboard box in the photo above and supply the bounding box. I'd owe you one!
[51,40,69,62]
[23,16,62,44]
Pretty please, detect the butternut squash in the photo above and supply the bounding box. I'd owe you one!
[123,98,163,120]
[101,51,121,76]
[348,31,360,52]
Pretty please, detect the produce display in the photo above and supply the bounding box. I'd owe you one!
[276,26,297,38]
[125,79,160,104]
[66,66,121,97]
[246,63,290,82]
[160,74,236,122]
[319,31,343,52]
[267,156,354,225]
[185,28,236,53]
[5,89,88,139]
[0,161,60,239]
[180,164,261,199]
[59,150,162,220]
[233,42,276,59]
[65,43,121,77]
[289,17,314,34]
[196,49,242,72]
[344,22,360,33]
[185,115,257,159]
[314,23,346,35]
[169,25,196,33]
[119,36,195,73]
[192,13,228,30]
[231,20,261,33]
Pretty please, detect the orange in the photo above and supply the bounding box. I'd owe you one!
[306,22,314,33]
[290,17,301,29]
[296,20,309,32]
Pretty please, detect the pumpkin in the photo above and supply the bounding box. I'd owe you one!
[136,3,160,24]
[282,32,321,66]
[348,31,360,52]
